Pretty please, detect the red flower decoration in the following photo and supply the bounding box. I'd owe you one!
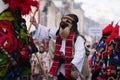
[2,0,39,15]
[0,20,18,53]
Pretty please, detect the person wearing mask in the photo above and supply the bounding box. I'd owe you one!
[30,14,86,80]
[0,0,39,79]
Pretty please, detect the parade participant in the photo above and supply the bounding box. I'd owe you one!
[31,41,50,80]
[89,23,114,80]
[40,42,50,73]
[0,0,39,79]
[90,22,120,80]
[80,41,91,80]
[30,14,86,80]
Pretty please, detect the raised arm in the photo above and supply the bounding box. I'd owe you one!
[30,16,59,43]
[30,16,39,29]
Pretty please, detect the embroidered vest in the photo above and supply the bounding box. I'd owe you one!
[49,31,74,79]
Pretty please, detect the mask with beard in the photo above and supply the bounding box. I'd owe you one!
[59,19,72,39]
[60,21,68,29]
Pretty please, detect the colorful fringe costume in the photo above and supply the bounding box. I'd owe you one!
[0,0,39,79]
[90,23,120,80]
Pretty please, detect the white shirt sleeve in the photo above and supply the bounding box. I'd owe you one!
[49,27,59,40]
[33,24,58,42]
[71,36,85,73]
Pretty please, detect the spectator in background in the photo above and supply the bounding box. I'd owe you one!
[31,40,51,80]
[80,41,91,80]
[40,42,51,73]
[88,42,97,61]
[31,42,42,80]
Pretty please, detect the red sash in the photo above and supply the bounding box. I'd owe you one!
[49,31,74,79]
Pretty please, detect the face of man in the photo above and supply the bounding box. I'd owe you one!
[59,18,73,39]
[39,46,45,53]
[39,43,45,53]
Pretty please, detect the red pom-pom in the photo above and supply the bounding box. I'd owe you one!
[102,23,113,34]
[113,24,119,35]
[105,33,117,44]
[105,23,119,44]
[2,0,9,4]
[2,0,39,15]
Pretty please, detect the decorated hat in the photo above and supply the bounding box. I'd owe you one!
[62,14,79,24]
[102,23,113,35]
[113,23,119,35]
[2,0,39,15]
[105,23,119,44]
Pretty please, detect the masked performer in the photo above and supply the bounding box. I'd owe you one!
[30,14,86,80]
[90,22,120,80]
[0,0,38,80]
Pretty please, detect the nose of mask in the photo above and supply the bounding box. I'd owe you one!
[60,22,68,29]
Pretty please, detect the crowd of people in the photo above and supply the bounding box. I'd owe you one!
[1,0,120,80]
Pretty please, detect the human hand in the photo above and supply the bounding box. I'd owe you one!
[71,70,78,80]
[71,63,78,79]
[45,73,49,80]
[30,16,38,28]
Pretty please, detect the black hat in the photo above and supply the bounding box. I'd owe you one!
[63,14,79,24]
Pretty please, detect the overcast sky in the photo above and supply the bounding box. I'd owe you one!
[74,0,120,24]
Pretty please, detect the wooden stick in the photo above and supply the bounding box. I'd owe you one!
[28,9,38,80]
[35,53,48,80]
[28,9,38,33]
[30,75,33,80]
[28,8,48,80]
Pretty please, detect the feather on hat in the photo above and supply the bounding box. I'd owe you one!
[105,23,119,44]
[2,0,39,15]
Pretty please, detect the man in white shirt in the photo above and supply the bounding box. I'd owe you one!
[30,14,86,80]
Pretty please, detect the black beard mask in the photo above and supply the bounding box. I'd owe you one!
[60,21,68,29]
